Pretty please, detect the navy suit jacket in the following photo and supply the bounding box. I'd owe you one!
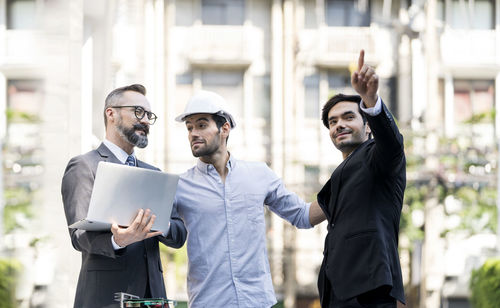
[317,101,406,304]
[61,143,187,308]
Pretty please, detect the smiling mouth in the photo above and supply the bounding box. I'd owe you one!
[336,132,350,138]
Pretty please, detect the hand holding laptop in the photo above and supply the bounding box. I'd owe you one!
[69,162,179,232]
[111,208,164,248]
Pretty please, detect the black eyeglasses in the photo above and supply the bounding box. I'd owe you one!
[111,105,158,125]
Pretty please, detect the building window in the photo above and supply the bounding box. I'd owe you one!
[325,0,370,27]
[304,0,318,29]
[304,165,321,193]
[201,70,244,117]
[328,70,353,97]
[254,75,270,119]
[304,75,319,119]
[201,0,245,25]
[439,0,495,30]
[175,73,194,116]
[7,0,37,30]
[453,80,494,125]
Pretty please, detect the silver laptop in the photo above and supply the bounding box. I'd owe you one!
[69,161,179,232]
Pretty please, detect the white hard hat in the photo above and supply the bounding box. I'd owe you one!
[175,90,236,128]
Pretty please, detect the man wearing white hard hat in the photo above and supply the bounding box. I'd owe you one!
[172,90,325,307]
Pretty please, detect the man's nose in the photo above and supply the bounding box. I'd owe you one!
[335,121,346,130]
[139,115,149,126]
[189,128,199,138]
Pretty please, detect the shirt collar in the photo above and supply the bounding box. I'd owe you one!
[196,153,234,174]
[103,139,135,164]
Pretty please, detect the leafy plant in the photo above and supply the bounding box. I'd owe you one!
[0,258,22,308]
[470,258,500,308]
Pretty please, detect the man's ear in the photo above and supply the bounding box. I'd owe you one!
[365,122,371,136]
[221,122,231,137]
[105,108,115,124]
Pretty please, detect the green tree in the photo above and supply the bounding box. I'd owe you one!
[470,258,500,308]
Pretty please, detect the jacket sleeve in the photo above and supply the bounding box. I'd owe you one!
[61,155,117,258]
[158,203,186,249]
[364,100,405,175]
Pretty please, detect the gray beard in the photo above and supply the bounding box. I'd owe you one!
[118,124,148,148]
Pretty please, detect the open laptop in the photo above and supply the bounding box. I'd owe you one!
[69,161,179,232]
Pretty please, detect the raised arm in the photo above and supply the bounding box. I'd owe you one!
[352,49,379,108]
[352,50,404,172]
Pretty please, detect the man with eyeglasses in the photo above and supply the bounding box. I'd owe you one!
[61,84,186,308]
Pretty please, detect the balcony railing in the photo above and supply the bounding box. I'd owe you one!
[299,27,379,66]
[440,29,497,66]
[2,30,45,63]
[175,25,254,66]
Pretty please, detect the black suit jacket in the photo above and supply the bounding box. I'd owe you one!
[317,101,406,304]
[61,143,187,308]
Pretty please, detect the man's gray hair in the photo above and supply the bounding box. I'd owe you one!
[103,84,147,127]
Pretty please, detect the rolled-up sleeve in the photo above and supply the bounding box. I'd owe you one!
[263,165,312,229]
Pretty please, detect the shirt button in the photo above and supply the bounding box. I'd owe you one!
[331,223,334,228]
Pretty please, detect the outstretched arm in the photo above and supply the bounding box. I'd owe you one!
[309,201,326,226]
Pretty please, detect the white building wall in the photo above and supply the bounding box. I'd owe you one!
[1,0,499,306]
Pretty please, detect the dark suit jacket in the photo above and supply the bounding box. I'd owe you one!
[61,143,187,308]
[317,101,406,305]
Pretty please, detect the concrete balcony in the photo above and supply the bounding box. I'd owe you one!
[298,27,382,67]
[174,25,256,68]
[1,30,45,65]
[440,29,499,74]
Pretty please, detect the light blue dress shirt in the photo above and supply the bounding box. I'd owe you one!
[174,155,312,307]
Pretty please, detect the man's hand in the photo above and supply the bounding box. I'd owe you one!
[351,49,378,107]
[111,209,163,248]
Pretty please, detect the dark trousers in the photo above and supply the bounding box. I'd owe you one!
[318,265,396,308]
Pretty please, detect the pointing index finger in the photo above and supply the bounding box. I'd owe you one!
[358,49,365,72]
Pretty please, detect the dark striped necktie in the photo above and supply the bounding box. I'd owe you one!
[125,155,136,167]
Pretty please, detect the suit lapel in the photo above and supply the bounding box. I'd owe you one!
[137,160,155,170]
[327,140,370,221]
[327,160,344,221]
[96,143,122,164]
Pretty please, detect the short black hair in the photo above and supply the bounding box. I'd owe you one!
[211,114,227,130]
[211,114,230,143]
[321,93,366,128]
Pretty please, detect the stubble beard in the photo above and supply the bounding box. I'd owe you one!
[333,131,365,156]
[192,133,221,158]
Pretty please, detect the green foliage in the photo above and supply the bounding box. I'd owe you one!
[0,259,22,308]
[454,186,497,235]
[5,108,39,123]
[3,187,34,233]
[463,110,495,125]
[159,244,188,286]
[470,258,500,308]
[401,125,497,241]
